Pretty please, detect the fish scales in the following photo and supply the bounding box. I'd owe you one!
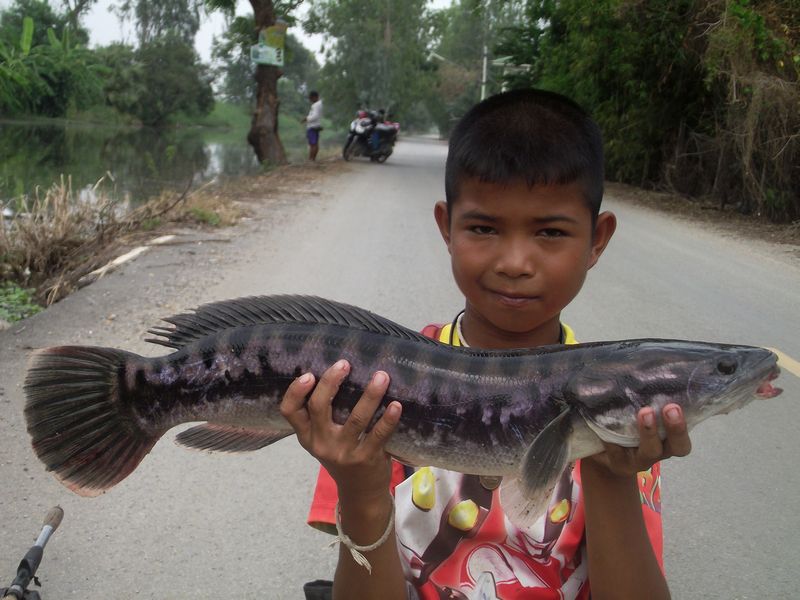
[22,295,782,507]
[134,323,562,474]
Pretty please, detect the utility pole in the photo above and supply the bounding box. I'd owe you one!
[480,43,488,100]
[480,1,492,101]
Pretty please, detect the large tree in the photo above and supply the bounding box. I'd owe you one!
[212,18,318,111]
[207,1,303,165]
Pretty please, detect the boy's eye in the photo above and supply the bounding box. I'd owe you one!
[539,228,566,238]
[469,225,496,235]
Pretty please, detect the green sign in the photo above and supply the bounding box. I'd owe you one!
[250,44,283,66]
[252,21,287,66]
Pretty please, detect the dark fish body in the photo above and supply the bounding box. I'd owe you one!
[24,296,782,521]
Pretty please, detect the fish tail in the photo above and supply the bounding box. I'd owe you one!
[24,346,157,497]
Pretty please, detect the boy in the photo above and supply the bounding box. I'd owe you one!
[281,89,692,599]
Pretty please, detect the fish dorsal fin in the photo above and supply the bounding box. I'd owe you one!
[499,407,572,529]
[175,423,293,452]
[146,295,439,350]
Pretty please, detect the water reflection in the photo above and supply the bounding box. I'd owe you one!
[0,120,261,206]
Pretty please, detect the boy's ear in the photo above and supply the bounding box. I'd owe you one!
[588,211,616,269]
[434,201,452,248]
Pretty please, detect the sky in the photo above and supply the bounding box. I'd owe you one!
[0,0,454,63]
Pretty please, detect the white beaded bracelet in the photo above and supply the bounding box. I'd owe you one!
[333,498,396,575]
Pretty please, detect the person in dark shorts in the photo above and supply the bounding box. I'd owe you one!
[303,91,323,161]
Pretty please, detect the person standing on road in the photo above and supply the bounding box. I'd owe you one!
[283,88,693,600]
[303,91,323,161]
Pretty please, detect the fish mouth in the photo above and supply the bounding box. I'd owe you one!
[756,367,782,399]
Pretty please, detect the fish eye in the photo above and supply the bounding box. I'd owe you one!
[717,359,737,375]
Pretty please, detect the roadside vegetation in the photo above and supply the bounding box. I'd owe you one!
[0,173,251,308]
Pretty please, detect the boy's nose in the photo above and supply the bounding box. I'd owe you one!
[494,241,536,278]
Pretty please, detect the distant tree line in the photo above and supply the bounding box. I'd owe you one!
[0,0,213,126]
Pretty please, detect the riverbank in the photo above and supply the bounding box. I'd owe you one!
[0,157,347,326]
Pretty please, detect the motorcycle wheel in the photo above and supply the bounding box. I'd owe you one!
[343,141,355,161]
[376,153,389,163]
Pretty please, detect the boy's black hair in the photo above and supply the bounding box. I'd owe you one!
[445,88,604,219]
[309,90,319,99]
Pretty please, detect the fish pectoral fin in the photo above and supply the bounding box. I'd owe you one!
[175,423,293,452]
[582,413,640,448]
[499,407,572,529]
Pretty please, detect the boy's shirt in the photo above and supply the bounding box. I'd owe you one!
[307,321,663,600]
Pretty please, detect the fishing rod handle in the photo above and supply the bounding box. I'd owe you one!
[42,507,63,532]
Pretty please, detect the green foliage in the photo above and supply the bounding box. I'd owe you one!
[0,4,103,118]
[497,0,798,221]
[305,0,436,127]
[134,34,214,126]
[211,15,257,106]
[115,0,202,46]
[93,43,143,116]
[189,207,221,226]
[29,26,106,116]
[425,1,484,135]
[20,15,33,54]
[0,1,216,126]
[0,282,43,322]
[0,0,89,48]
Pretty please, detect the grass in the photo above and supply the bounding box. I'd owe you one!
[0,282,42,322]
[188,207,222,226]
[197,102,347,162]
[0,175,244,307]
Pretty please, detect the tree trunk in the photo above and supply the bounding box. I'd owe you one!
[248,0,287,165]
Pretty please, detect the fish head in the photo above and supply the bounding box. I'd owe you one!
[565,341,782,433]
[684,343,782,416]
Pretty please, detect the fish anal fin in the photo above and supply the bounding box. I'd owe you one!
[175,423,293,452]
[500,407,572,529]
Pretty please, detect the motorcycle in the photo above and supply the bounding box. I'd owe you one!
[342,110,399,163]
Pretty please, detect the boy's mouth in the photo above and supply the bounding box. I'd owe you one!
[491,290,539,307]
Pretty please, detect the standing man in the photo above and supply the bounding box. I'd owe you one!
[303,90,323,161]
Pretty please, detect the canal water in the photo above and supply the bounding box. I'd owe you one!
[0,119,284,208]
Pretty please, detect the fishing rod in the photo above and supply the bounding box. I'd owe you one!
[2,507,63,600]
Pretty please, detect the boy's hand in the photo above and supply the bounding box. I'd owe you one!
[280,359,402,500]
[584,403,692,479]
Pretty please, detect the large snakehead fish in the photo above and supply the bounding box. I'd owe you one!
[23,295,782,525]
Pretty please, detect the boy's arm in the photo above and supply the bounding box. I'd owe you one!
[281,361,408,600]
[581,404,691,600]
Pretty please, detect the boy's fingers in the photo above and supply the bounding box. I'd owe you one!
[280,373,314,439]
[307,360,349,422]
[636,407,664,462]
[662,404,692,458]
[341,371,390,441]
[362,401,402,454]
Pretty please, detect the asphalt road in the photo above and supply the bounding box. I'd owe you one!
[1,137,798,599]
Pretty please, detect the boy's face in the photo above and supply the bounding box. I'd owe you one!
[434,177,616,349]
